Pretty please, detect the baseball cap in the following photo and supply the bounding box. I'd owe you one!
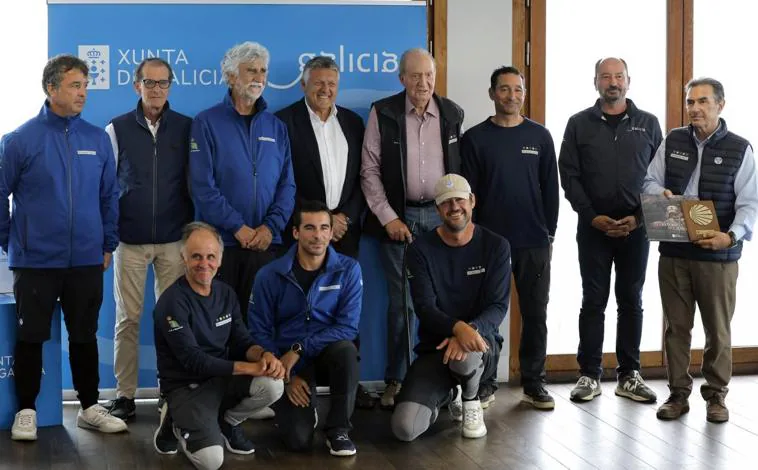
[434,173,472,205]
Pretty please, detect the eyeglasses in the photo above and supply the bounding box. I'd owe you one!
[141,79,171,89]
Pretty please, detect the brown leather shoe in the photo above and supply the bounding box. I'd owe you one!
[656,393,690,420]
[706,396,729,423]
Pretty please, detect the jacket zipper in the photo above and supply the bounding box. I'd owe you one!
[65,126,73,265]
[152,134,158,243]
[250,115,258,224]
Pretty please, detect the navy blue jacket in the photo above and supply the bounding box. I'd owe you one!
[0,102,119,268]
[248,245,362,370]
[154,276,255,393]
[109,100,193,244]
[190,93,296,246]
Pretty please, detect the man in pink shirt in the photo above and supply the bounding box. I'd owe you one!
[360,48,464,409]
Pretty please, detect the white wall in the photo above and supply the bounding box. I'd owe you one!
[447,0,513,382]
[447,0,512,129]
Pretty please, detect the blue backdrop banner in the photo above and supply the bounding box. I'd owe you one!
[47,1,426,390]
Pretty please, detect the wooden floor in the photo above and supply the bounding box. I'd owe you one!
[3,376,758,470]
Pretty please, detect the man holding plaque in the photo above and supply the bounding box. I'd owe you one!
[559,57,662,404]
[643,77,758,423]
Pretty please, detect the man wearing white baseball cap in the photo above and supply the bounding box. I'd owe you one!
[391,174,511,441]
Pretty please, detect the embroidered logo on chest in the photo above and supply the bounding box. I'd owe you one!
[521,146,539,156]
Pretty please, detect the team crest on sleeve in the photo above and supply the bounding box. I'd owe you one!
[167,316,183,332]
[190,138,200,153]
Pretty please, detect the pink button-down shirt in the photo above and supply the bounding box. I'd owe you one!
[361,96,445,226]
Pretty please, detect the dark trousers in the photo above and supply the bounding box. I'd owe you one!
[576,223,649,379]
[514,246,551,387]
[13,266,103,410]
[272,340,359,451]
[217,246,276,324]
[379,204,441,383]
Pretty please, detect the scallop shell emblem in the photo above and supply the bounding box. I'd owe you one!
[689,204,713,226]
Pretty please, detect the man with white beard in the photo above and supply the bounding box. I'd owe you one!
[190,41,295,323]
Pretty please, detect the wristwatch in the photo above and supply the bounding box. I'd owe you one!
[728,231,738,248]
[291,342,303,356]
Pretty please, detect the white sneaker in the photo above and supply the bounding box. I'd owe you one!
[11,409,37,441]
[461,399,487,439]
[448,385,463,422]
[77,404,128,433]
[249,406,275,420]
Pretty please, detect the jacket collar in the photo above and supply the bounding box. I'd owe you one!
[272,244,343,277]
[135,99,170,128]
[223,90,269,115]
[689,117,728,145]
[590,98,639,119]
[39,100,82,131]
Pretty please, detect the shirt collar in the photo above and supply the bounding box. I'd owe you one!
[692,121,722,146]
[405,93,438,118]
[305,99,338,123]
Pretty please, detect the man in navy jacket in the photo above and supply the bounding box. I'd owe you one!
[1,54,125,441]
[249,200,362,457]
[104,57,193,420]
[190,41,295,317]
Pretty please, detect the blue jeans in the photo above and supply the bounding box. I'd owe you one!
[576,223,649,379]
[379,205,441,383]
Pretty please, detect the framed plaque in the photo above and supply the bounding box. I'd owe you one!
[681,200,721,240]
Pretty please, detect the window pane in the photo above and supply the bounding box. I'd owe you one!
[545,0,666,355]
[694,0,758,348]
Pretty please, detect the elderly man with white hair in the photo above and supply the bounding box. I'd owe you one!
[189,41,295,322]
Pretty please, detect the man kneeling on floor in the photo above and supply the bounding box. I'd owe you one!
[153,222,284,470]
[391,174,511,441]
[249,200,363,457]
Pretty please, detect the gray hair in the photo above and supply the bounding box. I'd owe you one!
[180,222,224,258]
[302,56,340,84]
[42,54,89,97]
[686,77,725,104]
[399,48,436,76]
[221,41,270,85]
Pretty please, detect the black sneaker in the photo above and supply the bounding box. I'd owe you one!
[355,384,377,410]
[522,385,555,410]
[153,402,178,455]
[326,432,357,457]
[219,419,255,455]
[105,397,136,420]
[478,383,497,409]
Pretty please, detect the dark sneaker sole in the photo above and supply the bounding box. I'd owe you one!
[222,435,255,455]
[521,394,555,410]
[615,388,657,403]
[656,404,690,420]
[570,389,602,402]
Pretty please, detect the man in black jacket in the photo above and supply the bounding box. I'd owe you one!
[276,56,375,409]
[559,57,662,404]
[361,48,464,409]
[104,57,193,420]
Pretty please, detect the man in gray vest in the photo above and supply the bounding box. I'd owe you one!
[105,57,193,420]
[643,77,758,423]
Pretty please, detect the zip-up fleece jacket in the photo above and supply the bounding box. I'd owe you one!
[248,244,362,372]
[559,98,663,226]
[108,100,193,245]
[0,102,119,268]
[190,92,295,246]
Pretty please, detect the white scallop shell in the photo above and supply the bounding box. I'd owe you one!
[689,204,714,226]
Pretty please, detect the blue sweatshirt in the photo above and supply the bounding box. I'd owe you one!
[154,276,255,393]
[190,92,296,246]
[248,245,362,370]
[407,225,511,351]
[0,102,119,268]
[461,118,559,249]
